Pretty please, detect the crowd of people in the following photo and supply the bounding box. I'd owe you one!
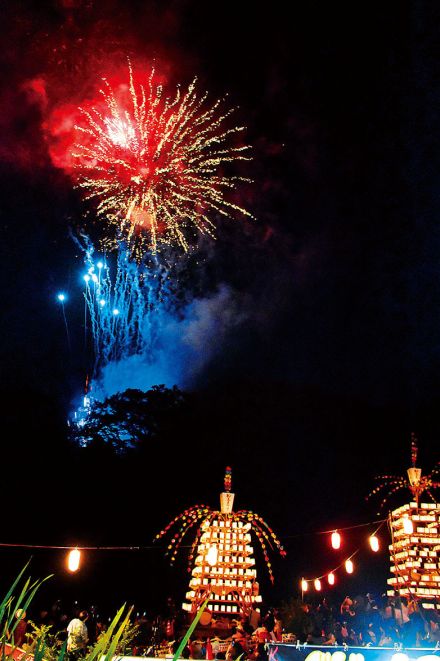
[9,592,440,658]
[281,593,440,649]
[181,593,440,659]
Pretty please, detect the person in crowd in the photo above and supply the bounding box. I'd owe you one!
[67,610,89,660]
[382,596,397,621]
[263,608,275,632]
[226,637,245,661]
[428,615,440,644]
[322,630,337,645]
[249,606,261,631]
[188,638,204,659]
[232,623,248,649]
[271,615,283,641]
[340,621,350,644]
[340,597,355,619]
[393,597,410,629]
[253,623,270,661]
[13,609,27,648]
[378,624,395,646]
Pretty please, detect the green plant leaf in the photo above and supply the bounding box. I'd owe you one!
[0,561,30,629]
[57,640,67,661]
[86,604,126,661]
[173,599,209,661]
[33,636,47,661]
[8,574,53,637]
[103,607,133,661]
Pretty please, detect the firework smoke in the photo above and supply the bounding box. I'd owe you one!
[71,236,250,433]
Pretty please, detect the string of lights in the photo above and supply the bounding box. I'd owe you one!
[0,516,389,578]
[0,516,388,552]
[299,519,388,593]
[283,517,387,540]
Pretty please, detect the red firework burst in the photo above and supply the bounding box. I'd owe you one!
[72,63,253,255]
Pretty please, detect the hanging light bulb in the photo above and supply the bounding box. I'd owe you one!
[369,535,380,552]
[301,579,308,592]
[331,531,341,549]
[206,544,218,566]
[67,548,81,572]
[345,559,354,574]
[327,572,335,585]
[314,579,322,591]
[403,516,414,534]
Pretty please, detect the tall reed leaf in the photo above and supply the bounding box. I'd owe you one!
[85,604,126,661]
[7,574,52,639]
[173,599,209,661]
[0,561,30,629]
[102,607,133,661]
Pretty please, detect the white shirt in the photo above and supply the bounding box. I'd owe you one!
[67,618,88,651]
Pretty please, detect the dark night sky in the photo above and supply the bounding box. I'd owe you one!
[0,0,439,619]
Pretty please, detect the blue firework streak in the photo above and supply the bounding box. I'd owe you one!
[70,235,173,438]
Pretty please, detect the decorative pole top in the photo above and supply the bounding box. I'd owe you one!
[411,432,418,468]
[224,466,232,493]
[220,466,235,514]
[408,434,423,505]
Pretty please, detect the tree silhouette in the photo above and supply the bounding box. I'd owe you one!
[70,385,187,453]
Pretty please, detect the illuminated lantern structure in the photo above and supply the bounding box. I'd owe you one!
[386,440,440,609]
[388,500,440,610]
[156,467,286,621]
[367,436,440,610]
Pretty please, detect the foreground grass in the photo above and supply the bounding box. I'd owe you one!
[0,563,208,661]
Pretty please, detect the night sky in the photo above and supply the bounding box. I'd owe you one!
[0,0,439,620]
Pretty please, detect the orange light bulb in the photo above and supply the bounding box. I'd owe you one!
[345,559,354,574]
[369,535,380,552]
[67,549,81,572]
[331,531,341,549]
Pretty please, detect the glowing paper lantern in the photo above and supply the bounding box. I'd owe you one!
[314,579,322,591]
[327,572,335,585]
[331,531,341,549]
[345,559,354,574]
[369,535,380,552]
[403,516,414,534]
[67,548,81,572]
[301,579,308,592]
[206,544,218,566]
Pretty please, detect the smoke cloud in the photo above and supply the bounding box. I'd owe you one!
[90,284,250,401]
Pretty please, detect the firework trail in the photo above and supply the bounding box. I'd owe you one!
[72,233,173,383]
[69,234,167,432]
[80,239,165,370]
[73,63,253,256]
[56,292,71,351]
